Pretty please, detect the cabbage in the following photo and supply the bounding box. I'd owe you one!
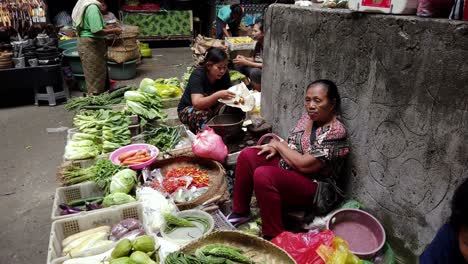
[139,78,155,89]
[124,91,147,103]
[110,169,136,194]
[102,193,136,207]
[140,85,158,95]
[126,101,156,120]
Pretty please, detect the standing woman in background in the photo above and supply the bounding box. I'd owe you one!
[72,0,122,95]
[216,4,244,39]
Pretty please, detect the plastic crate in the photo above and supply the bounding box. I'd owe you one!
[47,202,143,264]
[226,37,256,51]
[211,209,236,231]
[51,181,105,221]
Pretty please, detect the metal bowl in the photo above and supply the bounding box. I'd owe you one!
[207,114,244,141]
[327,209,386,259]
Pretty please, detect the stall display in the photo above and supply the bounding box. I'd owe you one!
[0,0,47,28]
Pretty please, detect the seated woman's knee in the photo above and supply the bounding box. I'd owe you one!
[253,166,273,188]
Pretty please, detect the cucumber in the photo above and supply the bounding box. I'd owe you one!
[67,196,104,206]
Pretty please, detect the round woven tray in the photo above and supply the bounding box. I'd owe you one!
[181,231,297,264]
[151,156,227,210]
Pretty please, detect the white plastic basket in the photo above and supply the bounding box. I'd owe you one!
[47,202,143,264]
[51,181,105,221]
[226,37,256,51]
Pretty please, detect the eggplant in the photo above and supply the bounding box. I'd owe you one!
[59,204,83,215]
[86,202,102,211]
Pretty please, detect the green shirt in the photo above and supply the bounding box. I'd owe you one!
[217,5,233,23]
[79,4,105,39]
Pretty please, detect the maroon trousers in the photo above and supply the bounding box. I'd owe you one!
[232,148,318,237]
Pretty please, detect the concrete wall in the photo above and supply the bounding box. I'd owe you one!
[262,4,468,255]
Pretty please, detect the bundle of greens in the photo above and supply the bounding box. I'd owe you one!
[134,126,181,152]
[64,132,100,160]
[102,112,132,153]
[230,70,246,82]
[59,159,125,189]
[72,110,132,154]
[65,86,134,111]
[125,90,167,120]
[154,77,182,99]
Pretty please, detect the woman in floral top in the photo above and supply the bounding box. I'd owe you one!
[228,79,350,239]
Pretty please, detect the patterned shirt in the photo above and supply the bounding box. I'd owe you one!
[279,113,349,179]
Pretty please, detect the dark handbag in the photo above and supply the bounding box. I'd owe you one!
[310,123,344,216]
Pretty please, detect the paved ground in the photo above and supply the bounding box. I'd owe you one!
[0,47,192,264]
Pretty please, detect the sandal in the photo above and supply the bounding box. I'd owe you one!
[227,212,251,227]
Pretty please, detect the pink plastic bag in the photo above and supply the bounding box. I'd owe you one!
[192,127,228,163]
[272,230,335,264]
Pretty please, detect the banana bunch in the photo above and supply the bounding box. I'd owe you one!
[230,37,254,45]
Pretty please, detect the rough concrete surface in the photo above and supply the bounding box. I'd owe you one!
[0,47,192,264]
[262,5,468,257]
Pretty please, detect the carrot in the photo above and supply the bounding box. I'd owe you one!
[118,150,138,162]
[128,156,152,163]
[122,160,144,165]
[122,153,150,162]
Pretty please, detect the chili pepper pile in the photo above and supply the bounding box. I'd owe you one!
[150,166,210,194]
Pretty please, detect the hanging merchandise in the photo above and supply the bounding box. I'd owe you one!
[0,0,47,30]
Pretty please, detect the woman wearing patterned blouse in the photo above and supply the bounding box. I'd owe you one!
[228,79,350,239]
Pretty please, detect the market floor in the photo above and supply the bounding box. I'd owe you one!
[0,47,192,264]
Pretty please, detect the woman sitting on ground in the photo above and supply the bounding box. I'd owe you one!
[233,21,264,91]
[178,47,236,133]
[420,178,468,263]
[228,80,350,239]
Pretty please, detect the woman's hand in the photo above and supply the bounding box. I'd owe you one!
[113,27,122,35]
[215,90,236,100]
[233,56,248,66]
[253,144,278,160]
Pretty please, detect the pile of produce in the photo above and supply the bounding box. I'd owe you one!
[134,126,182,153]
[60,196,103,215]
[166,244,255,264]
[65,86,134,111]
[138,77,183,99]
[110,218,145,241]
[230,70,246,82]
[228,36,254,44]
[67,109,132,159]
[64,132,100,160]
[110,235,158,264]
[61,226,114,258]
[60,219,155,264]
[102,112,132,153]
[104,168,137,207]
[59,159,124,188]
[150,166,210,195]
[125,90,166,120]
[163,213,211,234]
[117,149,154,166]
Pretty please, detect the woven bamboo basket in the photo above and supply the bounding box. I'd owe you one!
[150,156,227,210]
[108,45,140,64]
[181,231,297,264]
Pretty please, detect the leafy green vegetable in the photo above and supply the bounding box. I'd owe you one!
[65,86,134,111]
[230,70,246,82]
[125,91,167,120]
[92,159,126,193]
[134,126,181,153]
[139,78,155,89]
[102,193,136,207]
[110,169,137,194]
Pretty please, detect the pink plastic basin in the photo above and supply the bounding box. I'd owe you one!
[327,209,386,259]
[109,143,159,170]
